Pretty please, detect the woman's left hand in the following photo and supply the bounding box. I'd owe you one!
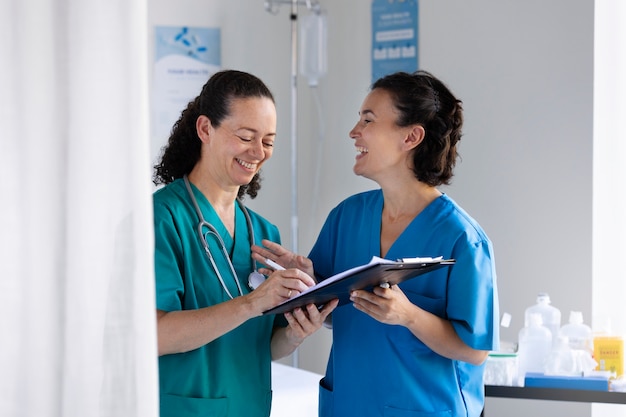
[350,285,490,365]
[349,285,414,326]
[270,299,338,359]
[251,239,315,278]
[284,299,338,344]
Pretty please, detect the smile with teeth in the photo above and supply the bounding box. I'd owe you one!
[356,146,368,154]
[237,158,257,170]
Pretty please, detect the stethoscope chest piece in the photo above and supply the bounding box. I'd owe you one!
[248,271,266,290]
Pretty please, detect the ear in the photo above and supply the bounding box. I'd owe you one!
[403,125,425,150]
[196,115,213,144]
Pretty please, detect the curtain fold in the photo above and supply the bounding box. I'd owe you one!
[0,1,158,416]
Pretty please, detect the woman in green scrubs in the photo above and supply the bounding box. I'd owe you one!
[152,70,337,417]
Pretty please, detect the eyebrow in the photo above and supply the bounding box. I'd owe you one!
[359,109,375,117]
[234,127,276,137]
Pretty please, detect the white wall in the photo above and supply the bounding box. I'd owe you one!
[149,1,624,416]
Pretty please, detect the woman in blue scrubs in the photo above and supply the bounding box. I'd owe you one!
[254,71,499,417]
[152,70,337,417]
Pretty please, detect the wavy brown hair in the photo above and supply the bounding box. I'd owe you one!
[153,69,275,199]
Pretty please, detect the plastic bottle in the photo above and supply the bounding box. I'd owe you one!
[524,292,561,345]
[517,313,552,384]
[559,311,593,353]
[544,335,578,376]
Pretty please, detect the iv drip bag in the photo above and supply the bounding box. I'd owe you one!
[299,13,328,87]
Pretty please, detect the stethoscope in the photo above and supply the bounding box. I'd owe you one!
[184,175,266,299]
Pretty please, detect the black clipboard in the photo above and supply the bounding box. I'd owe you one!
[262,257,455,315]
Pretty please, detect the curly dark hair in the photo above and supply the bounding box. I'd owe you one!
[153,69,275,199]
[371,70,463,186]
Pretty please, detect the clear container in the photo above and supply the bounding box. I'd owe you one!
[299,13,328,87]
[517,313,552,384]
[559,311,593,353]
[484,353,519,386]
[524,292,561,345]
[544,335,579,376]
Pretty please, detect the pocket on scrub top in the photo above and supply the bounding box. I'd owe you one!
[318,378,333,417]
[384,406,452,417]
[160,393,228,417]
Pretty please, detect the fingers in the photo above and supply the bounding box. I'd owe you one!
[319,298,339,316]
[251,241,296,272]
[259,268,315,292]
[278,268,316,288]
[259,239,285,253]
[251,239,286,260]
[350,286,394,305]
[350,286,413,326]
[350,287,394,315]
[267,278,303,300]
[285,288,302,299]
[285,303,330,333]
[281,300,339,343]
[372,285,396,297]
[250,248,274,266]
[251,270,313,311]
[251,240,315,279]
[295,300,337,323]
[245,256,317,315]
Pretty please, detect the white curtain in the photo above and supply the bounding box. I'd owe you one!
[593,1,626,415]
[0,1,158,416]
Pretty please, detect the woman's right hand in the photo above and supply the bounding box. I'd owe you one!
[245,267,316,316]
[251,239,315,278]
[156,266,317,355]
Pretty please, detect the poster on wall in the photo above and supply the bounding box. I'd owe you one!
[371,0,418,84]
[152,26,221,163]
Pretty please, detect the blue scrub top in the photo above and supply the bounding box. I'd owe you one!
[154,179,282,417]
[309,190,499,417]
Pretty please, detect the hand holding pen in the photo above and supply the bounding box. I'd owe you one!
[265,258,286,271]
[251,239,316,280]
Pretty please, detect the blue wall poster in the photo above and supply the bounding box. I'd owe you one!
[371,0,418,84]
[152,26,221,162]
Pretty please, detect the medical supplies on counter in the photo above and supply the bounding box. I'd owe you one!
[485,293,625,392]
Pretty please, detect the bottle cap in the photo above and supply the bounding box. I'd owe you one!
[569,311,583,324]
[537,292,551,304]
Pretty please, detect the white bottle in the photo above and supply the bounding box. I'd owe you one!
[524,292,561,345]
[517,313,552,383]
[559,311,593,353]
[544,335,578,376]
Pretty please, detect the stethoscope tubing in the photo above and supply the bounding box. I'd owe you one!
[183,175,260,299]
[197,220,244,299]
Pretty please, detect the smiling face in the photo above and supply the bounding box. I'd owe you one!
[197,96,277,191]
[349,88,417,183]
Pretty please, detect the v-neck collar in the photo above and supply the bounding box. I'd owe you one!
[373,190,445,259]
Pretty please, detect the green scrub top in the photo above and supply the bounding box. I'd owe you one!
[154,179,282,417]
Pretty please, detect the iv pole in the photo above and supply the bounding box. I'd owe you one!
[289,0,299,268]
[264,0,321,368]
[288,1,300,369]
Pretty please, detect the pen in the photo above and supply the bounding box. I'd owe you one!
[265,258,286,271]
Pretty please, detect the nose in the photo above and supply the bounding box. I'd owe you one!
[349,123,360,140]
[250,139,265,160]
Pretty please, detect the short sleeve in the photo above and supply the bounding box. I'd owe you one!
[448,237,499,351]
